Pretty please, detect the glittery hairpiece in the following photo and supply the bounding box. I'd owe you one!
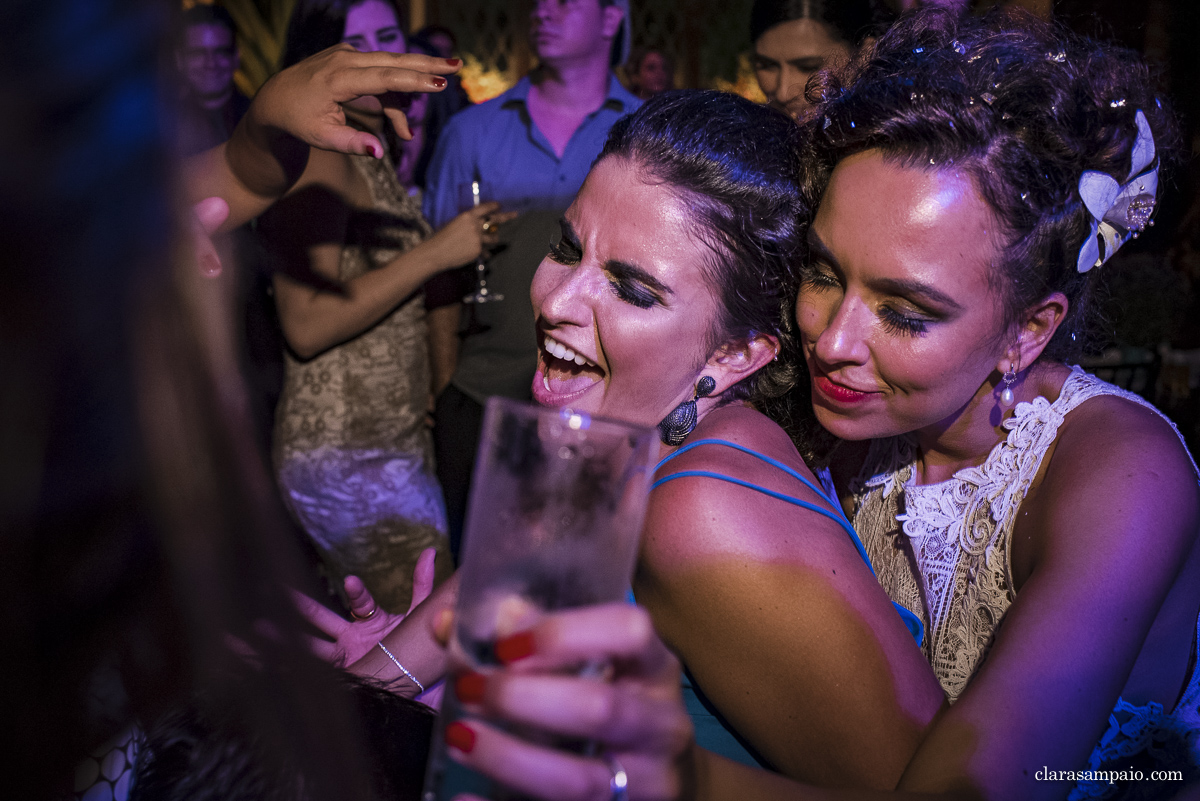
[1076,110,1158,273]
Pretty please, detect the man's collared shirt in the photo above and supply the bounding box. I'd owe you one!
[423,74,641,227]
[423,74,640,404]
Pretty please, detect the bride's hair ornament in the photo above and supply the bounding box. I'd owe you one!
[1076,109,1158,273]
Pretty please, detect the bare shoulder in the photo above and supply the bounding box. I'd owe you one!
[1050,392,1197,497]
[643,404,857,568]
[1029,390,1199,567]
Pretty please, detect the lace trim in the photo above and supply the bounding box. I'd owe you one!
[855,367,1198,703]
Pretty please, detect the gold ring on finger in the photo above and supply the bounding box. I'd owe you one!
[351,606,377,622]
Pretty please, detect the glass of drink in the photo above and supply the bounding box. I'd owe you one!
[458,180,503,304]
[422,398,657,801]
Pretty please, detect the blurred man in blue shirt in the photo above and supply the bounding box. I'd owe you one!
[424,0,639,557]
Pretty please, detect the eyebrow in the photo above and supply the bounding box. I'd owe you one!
[807,228,963,312]
[752,54,825,70]
[559,218,673,296]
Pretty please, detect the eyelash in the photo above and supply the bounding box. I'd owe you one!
[548,237,580,266]
[611,281,656,309]
[803,263,930,337]
[548,237,659,309]
[801,263,839,290]
[879,307,929,336]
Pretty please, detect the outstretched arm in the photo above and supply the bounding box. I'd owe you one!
[183,46,459,230]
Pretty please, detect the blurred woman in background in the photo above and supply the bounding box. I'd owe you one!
[0,0,457,795]
[750,0,891,118]
[264,0,511,612]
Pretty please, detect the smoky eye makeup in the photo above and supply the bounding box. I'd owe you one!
[607,276,657,309]
[548,219,582,264]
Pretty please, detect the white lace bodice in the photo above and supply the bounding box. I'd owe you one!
[852,367,1200,798]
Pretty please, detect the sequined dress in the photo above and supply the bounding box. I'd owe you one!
[273,153,450,612]
[851,367,1199,799]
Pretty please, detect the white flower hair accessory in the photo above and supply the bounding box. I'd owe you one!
[1076,109,1158,273]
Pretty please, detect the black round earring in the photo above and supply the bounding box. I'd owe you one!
[657,375,717,446]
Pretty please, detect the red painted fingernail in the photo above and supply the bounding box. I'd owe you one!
[495,631,535,664]
[199,253,221,278]
[445,58,461,67]
[432,76,447,88]
[455,671,487,704]
[445,721,476,753]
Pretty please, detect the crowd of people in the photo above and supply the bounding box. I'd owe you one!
[5,0,1199,800]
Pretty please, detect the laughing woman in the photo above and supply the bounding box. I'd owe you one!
[444,10,1200,801]
[312,90,945,788]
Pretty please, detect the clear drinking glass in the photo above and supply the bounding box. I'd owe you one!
[422,398,657,801]
[458,180,503,304]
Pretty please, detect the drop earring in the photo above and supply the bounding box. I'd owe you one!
[658,376,717,446]
[999,361,1018,409]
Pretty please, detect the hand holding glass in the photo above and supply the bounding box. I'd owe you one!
[458,180,502,304]
[423,398,656,801]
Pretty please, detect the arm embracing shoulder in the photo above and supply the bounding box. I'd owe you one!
[899,397,1200,800]
[637,468,944,789]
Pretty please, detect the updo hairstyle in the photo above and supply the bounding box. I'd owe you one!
[598,90,809,425]
[801,8,1180,361]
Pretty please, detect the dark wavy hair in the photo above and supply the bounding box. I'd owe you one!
[750,0,893,47]
[800,7,1180,362]
[597,90,810,435]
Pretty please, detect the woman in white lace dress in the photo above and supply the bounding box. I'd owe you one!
[438,10,1200,801]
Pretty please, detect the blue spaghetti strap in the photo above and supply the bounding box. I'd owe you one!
[652,438,925,646]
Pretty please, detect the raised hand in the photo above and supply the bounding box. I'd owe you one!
[187,48,461,230]
[295,547,438,667]
[442,604,694,801]
[248,45,461,158]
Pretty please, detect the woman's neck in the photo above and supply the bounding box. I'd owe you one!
[911,362,1072,485]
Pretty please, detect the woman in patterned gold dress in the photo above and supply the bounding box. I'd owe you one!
[262,0,510,611]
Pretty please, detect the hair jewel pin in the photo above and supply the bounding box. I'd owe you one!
[1076,109,1158,273]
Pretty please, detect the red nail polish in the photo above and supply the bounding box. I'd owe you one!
[455,671,487,704]
[495,631,535,664]
[445,58,462,67]
[432,76,447,89]
[445,721,476,753]
[200,253,221,278]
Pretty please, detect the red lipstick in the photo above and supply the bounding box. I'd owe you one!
[814,375,875,404]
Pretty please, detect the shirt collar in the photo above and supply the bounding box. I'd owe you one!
[501,73,638,113]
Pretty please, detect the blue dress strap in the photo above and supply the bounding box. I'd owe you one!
[653,438,924,646]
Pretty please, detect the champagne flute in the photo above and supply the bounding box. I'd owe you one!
[422,399,656,801]
[458,180,503,304]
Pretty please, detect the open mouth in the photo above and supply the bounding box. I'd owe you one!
[532,333,605,405]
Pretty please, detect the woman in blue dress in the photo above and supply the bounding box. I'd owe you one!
[428,9,1200,801]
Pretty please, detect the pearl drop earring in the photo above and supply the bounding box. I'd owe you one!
[999,362,1017,408]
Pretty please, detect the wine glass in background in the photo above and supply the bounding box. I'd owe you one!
[458,180,503,304]
[422,399,657,801]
